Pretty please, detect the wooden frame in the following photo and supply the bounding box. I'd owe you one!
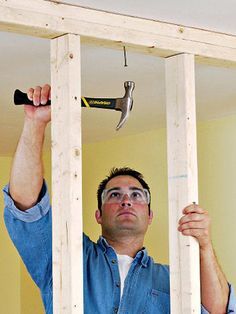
[1,1,236,313]
[1,0,236,67]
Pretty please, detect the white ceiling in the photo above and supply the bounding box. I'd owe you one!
[1,0,236,155]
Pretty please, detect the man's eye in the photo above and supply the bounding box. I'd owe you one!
[109,192,120,198]
[131,191,143,199]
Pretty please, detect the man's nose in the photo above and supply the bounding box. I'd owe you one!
[120,194,132,207]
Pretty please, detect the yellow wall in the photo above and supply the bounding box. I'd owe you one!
[1,115,236,313]
[198,115,236,287]
[0,157,21,314]
[20,154,51,314]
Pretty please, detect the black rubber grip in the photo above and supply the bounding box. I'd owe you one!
[14,89,51,106]
[14,89,118,110]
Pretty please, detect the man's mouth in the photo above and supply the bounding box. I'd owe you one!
[117,211,136,217]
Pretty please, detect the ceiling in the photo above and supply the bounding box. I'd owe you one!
[1,0,236,155]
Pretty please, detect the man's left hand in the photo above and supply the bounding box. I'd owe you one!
[178,203,211,249]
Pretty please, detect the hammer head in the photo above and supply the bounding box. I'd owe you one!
[115,81,135,130]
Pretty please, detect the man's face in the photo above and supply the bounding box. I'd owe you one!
[95,175,153,238]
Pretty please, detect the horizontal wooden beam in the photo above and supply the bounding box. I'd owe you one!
[1,0,236,67]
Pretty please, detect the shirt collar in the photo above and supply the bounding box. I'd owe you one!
[97,236,149,267]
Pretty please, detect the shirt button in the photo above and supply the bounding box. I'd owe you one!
[111,259,117,264]
[114,307,118,313]
[116,282,120,287]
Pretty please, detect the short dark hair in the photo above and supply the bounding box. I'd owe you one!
[97,167,151,214]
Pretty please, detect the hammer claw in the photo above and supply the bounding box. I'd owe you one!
[116,111,129,131]
[115,81,135,130]
[115,100,133,130]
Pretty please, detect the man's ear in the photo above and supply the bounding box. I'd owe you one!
[148,210,153,225]
[95,209,102,224]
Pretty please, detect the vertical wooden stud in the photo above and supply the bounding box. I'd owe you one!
[51,34,83,314]
[165,53,201,313]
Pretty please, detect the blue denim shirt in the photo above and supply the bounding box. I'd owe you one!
[3,183,236,314]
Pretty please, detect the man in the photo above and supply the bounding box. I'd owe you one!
[3,84,236,313]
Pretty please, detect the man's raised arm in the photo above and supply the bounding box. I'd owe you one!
[9,84,51,210]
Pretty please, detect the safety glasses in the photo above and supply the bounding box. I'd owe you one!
[101,187,150,205]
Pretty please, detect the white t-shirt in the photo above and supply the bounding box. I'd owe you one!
[117,254,134,299]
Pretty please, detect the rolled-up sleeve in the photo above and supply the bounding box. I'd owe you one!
[227,284,236,313]
[201,303,209,313]
[3,181,50,222]
[3,181,52,295]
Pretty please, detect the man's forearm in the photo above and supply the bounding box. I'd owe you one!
[200,244,229,313]
[9,117,47,210]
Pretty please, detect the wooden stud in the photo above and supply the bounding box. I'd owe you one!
[165,53,201,313]
[51,33,83,314]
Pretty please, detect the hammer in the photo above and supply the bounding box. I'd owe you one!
[13,81,135,130]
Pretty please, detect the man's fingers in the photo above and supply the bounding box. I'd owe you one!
[179,212,208,225]
[182,203,206,215]
[179,228,209,238]
[41,84,51,105]
[32,86,42,106]
[26,84,51,106]
[179,208,210,230]
[178,220,209,232]
[27,88,34,102]
[178,203,211,248]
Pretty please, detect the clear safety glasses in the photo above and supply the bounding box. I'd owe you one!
[101,187,150,205]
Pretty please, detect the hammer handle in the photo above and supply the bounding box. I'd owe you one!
[14,89,117,110]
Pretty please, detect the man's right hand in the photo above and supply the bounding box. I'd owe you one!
[24,84,51,124]
[9,84,51,210]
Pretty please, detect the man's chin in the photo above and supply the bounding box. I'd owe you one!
[117,222,138,232]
